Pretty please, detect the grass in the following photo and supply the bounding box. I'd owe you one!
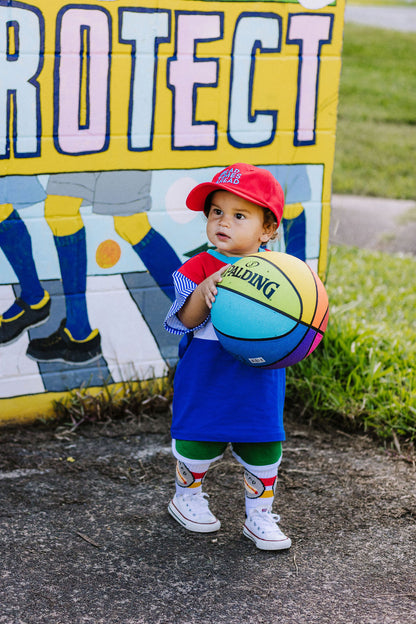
[286,246,416,448]
[328,19,416,449]
[334,23,416,199]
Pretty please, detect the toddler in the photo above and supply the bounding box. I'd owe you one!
[164,163,291,551]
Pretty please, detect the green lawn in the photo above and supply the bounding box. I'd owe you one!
[286,246,416,446]
[292,20,416,447]
[333,23,416,199]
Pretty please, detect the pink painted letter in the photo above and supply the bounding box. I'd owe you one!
[55,8,110,154]
[287,14,333,145]
[168,13,221,149]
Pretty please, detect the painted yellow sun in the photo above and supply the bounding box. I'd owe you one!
[96,239,122,269]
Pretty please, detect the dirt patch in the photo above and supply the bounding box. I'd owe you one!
[0,416,415,624]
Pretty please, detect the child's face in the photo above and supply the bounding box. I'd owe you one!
[206,190,275,257]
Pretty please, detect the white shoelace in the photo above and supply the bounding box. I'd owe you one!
[248,508,284,534]
[181,491,211,514]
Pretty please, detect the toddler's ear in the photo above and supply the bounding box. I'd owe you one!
[261,223,277,242]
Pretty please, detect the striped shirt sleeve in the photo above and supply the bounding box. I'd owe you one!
[164,252,226,335]
[164,270,210,335]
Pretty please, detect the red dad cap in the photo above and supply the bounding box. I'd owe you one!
[186,163,285,225]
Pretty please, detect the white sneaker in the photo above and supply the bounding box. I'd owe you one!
[243,507,292,550]
[168,492,221,533]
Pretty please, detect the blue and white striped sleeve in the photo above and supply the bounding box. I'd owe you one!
[164,270,210,335]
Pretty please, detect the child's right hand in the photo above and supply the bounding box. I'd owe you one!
[199,264,230,309]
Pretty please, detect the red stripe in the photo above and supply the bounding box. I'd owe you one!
[191,471,207,479]
[262,476,277,487]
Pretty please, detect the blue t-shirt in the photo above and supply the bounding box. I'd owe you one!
[164,250,286,443]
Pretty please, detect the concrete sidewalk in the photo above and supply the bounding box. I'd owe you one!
[330,194,416,256]
[345,5,416,32]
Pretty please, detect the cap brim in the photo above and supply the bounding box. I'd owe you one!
[186,181,271,213]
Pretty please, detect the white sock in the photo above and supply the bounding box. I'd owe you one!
[243,466,278,513]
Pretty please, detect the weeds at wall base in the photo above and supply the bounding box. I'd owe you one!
[50,369,175,436]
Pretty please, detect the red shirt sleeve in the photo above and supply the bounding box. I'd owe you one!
[177,252,227,285]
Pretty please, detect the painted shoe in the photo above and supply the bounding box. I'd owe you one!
[26,319,101,365]
[0,293,51,345]
[243,507,292,550]
[168,492,221,533]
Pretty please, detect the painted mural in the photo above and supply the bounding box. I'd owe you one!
[0,0,345,422]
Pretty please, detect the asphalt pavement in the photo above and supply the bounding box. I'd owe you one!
[1,416,415,624]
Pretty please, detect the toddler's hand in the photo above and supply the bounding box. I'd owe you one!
[199,264,230,309]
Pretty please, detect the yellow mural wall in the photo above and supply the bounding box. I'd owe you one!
[0,0,345,424]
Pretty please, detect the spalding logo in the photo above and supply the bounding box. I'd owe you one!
[222,264,280,301]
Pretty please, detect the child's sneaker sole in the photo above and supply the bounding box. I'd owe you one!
[243,525,292,550]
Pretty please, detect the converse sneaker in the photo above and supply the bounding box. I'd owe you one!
[168,492,221,533]
[0,293,51,345]
[243,507,291,550]
[26,319,101,365]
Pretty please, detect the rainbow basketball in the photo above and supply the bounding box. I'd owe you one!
[211,251,329,369]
